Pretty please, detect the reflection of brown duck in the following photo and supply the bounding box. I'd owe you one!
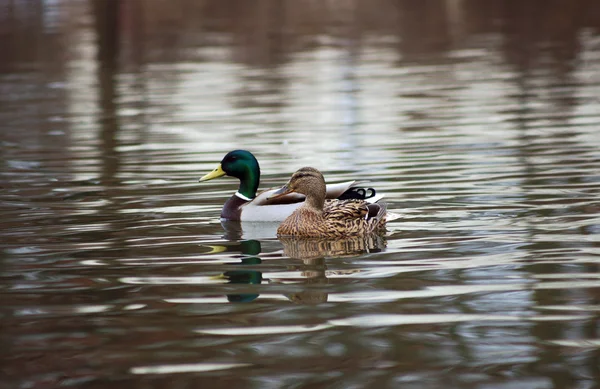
[278,235,386,305]
[278,256,329,305]
[279,234,386,260]
[270,167,387,238]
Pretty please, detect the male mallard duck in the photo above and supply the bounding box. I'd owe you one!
[199,150,381,222]
[270,167,387,238]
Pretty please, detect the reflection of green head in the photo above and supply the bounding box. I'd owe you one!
[225,257,262,303]
[225,241,263,303]
[240,240,261,256]
[221,150,260,199]
[227,293,259,303]
[224,268,262,285]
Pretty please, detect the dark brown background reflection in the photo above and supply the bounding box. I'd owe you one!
[1,1,600,389]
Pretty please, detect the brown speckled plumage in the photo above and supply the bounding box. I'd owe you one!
[274,167,387,238]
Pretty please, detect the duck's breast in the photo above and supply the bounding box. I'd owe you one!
[240,202,302,222]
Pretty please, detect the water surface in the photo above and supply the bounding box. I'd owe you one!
[2,1,600,388]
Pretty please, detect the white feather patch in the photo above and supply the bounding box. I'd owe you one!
[235,191,253,201]
[240,202,302,222]
[365,194,385,204]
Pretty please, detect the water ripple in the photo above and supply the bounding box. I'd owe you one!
[2,3,600,388]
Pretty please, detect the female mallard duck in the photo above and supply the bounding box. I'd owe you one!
[270,167,387,238]
[199,150,381,222]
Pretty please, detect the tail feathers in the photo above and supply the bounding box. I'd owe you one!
[366,203,380,219]
[375,201,387,222]
[338,187,379,201]
[365,193,385,204]
[385,211,401,222]
[366,201,387,224]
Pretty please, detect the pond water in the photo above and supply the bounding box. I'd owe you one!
[2,1,600,388]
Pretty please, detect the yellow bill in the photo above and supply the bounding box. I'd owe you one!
[204,244,228,254]
[199,164,226,182]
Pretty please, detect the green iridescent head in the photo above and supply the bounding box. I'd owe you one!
[199,150,261,199]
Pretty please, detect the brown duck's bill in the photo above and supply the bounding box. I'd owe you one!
[268,185,293,200]
[199,164,226,182]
